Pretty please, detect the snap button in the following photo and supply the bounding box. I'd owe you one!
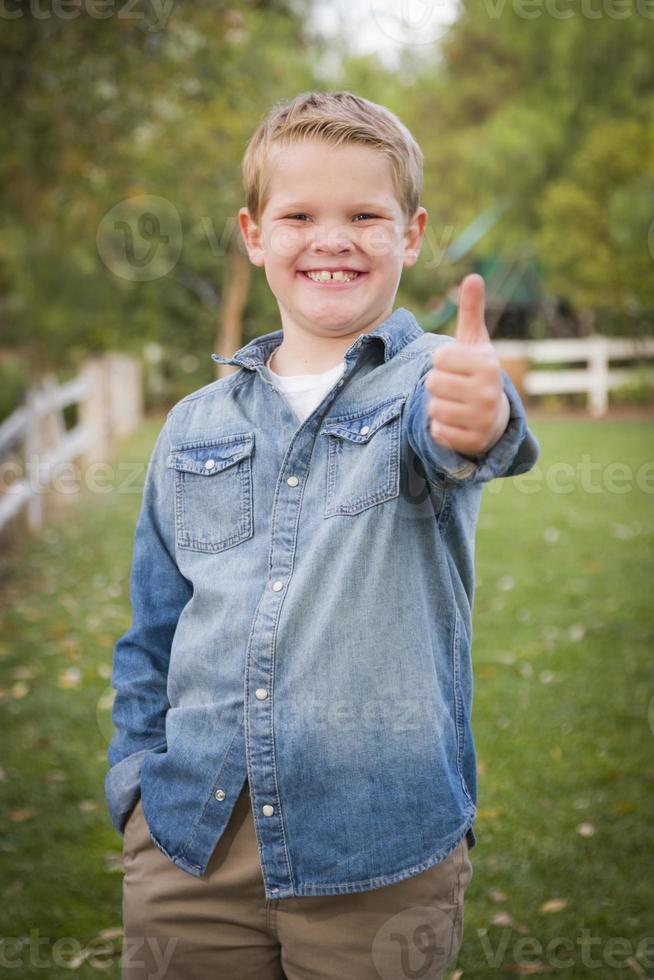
[215,789,226,801]
[287,476,299,487]
[360,425,370,435]
[262,804,274,816]
[255,688,268,700]
[204,459,216,470]
[271,580,284,592]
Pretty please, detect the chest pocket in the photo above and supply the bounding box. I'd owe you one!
[320,395,407,517]
[166,432,254,553]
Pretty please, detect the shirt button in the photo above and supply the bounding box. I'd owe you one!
[255,688,268,700]
[204,459,216,470]
[360,425,370,435]
[262,804,274,816]
[287,476,299,487]
[271,580,284,592]
[215,789,226,801]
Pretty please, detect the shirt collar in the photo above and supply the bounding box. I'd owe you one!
[211,307,425,370]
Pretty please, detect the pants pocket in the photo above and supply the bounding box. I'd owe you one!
[122,797,146,862]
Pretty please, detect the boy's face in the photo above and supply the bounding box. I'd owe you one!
[239,139,427,343]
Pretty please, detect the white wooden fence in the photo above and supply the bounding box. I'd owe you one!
[0,353,142,537]
[494,336,654,416]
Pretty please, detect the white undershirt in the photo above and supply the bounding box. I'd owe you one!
[264,349,346,423]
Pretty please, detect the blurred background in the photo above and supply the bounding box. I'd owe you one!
[0,2,652,978]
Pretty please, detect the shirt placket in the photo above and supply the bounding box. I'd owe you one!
[244,358,353,898]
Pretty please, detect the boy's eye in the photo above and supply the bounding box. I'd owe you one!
[284,213,379,222]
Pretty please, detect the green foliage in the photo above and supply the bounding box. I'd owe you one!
[1,0,652,386]
[0,356,28,424]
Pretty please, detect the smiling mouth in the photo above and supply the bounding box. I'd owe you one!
[299,271,366,285]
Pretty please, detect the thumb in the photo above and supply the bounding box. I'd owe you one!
[455,273,491,346]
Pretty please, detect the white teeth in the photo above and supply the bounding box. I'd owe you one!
[305,270,359,283]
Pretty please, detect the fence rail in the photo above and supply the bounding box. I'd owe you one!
[494,336,654,416]
[0,353,142,538]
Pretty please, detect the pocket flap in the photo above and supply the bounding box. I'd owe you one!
[167,433,254,475]
[320,396,406,444]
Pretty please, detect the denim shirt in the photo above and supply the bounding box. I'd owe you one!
[105,306,540,899]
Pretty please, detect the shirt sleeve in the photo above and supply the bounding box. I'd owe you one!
[104,416,192,834]
[407,351,541,486]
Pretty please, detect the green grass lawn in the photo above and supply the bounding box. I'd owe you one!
[0,414,652,978]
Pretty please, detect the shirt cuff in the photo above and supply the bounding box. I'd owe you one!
[408,366,539,484]
[104,743,165,835]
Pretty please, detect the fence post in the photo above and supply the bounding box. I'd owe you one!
[78,358,112,471]
[42,373,81,515]
[24,385,45,533]
[588,337,609,417]
[106,353,143,440]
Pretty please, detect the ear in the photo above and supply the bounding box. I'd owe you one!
[402,207,428,269]
[238,207,265,267]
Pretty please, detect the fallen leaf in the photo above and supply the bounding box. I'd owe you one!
[57,667,82,689]
[491,912,514,926]
[8,808,39,822]
[79,800,98,813]
[104,852,124,873]
[539,898,567,914]
[488,889,508,904]
[67,927,123,968]
[626,957,646,976]
[577,822,595,837]
[477,808,503,820]
[11,682,30,699]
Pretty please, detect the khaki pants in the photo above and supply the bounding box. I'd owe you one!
[121,782,473,980]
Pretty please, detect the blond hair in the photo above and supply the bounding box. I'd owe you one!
[242,90,424,226]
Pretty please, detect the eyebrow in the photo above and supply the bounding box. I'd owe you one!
[272,202,393,213]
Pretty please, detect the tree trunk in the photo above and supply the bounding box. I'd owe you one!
[215,245,251,380]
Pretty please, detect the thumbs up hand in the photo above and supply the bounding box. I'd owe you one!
[425,274,510,456]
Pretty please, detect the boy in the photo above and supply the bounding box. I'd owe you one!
[106,90,540,980]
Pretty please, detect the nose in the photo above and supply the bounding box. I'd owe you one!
[307,221,355,255]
